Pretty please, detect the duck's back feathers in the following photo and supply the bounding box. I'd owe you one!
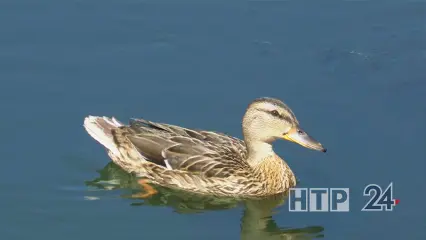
[84,116,250,179]
[123,118,250,178]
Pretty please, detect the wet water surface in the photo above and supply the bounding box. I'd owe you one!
[0,1,425,239]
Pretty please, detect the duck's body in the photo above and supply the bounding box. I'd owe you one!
[84,97,325,198]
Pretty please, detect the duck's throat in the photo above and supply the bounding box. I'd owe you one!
[245,141,274,167]
[246,141,296,193]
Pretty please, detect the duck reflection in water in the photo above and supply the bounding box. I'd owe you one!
[86,162,324,240]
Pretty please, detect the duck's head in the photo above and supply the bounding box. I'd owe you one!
[242,97,326,152]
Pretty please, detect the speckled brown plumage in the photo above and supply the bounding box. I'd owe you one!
[83,97,325,198]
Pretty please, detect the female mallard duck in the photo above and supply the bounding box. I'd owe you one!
[83,97,326,198]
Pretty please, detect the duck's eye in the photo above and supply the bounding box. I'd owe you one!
[297,130,305,134]
[270,110,280,117]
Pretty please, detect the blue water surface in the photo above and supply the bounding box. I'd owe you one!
[0,0,425,239]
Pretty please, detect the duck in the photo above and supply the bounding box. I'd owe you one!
[83,97,326,198]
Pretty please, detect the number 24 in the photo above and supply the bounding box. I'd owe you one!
[362,183,395,211]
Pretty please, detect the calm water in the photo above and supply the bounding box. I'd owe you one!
[1,0,425,239]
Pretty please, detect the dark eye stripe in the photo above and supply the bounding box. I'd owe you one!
[256,108,293,123]
[280,115,294,123]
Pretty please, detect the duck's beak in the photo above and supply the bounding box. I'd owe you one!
[283,127,327,152]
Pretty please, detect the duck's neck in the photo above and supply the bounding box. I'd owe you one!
[245,141,274,167]
[245,141,296,193]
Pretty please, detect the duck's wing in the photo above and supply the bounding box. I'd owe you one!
[124,118,250,178]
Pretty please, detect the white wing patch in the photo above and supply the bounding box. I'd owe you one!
[164,159,173,170]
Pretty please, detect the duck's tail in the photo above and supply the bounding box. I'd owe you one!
[83,116,123,156]
[83,116,147,173]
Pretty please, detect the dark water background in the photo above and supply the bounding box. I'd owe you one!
[0,0,425,239]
